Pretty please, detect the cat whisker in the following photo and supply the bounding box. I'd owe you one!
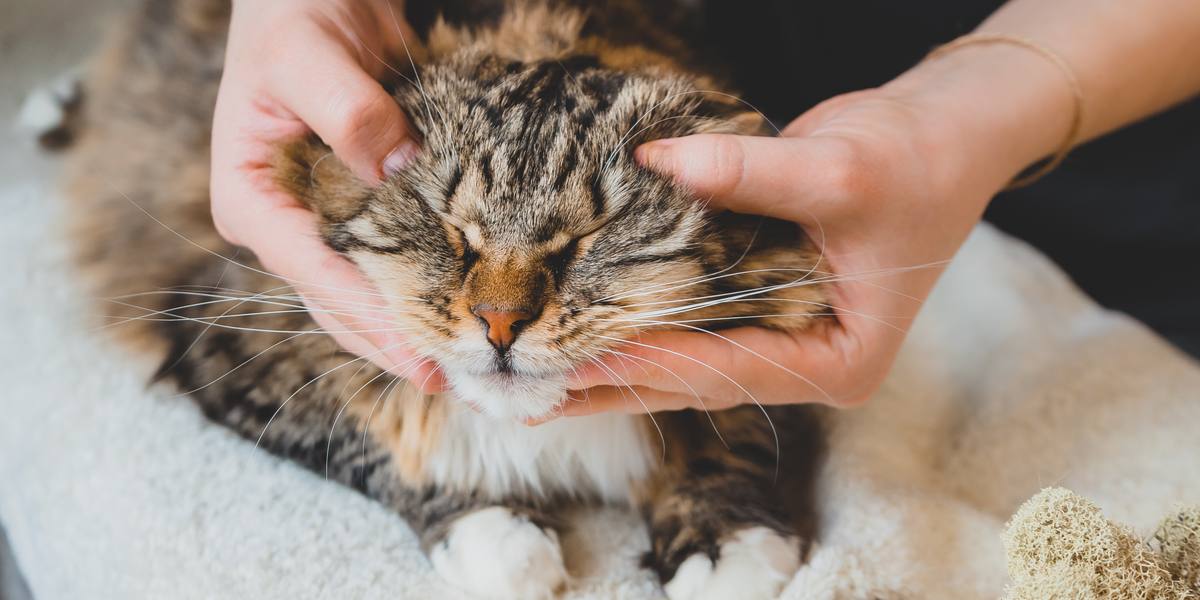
[108,186,431,306]
[175,329,319,398]
[255,343,398,451]
[595,219,763,303]
[102,288,426,334]
[127,284,429,310]
[326,355,423,479]
[616,299,909,333]
[606,312,837,326]
[601,348,729,449]
[615,261,949,319]
[613,278,828,319]
[590,333,781,479]
[115,284,306,373]
[605,265,826,305]
[603,319,834,408]
[577,348,667,461]
[359,364,411,483]
[382,1,453,140]
[105,310,420,336]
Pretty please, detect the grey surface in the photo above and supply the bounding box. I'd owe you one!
[1,1,133,598]
[1,525,31,600]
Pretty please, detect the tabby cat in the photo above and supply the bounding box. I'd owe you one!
[65,0,828,598]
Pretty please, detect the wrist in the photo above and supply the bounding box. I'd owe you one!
[881,42,1078,197]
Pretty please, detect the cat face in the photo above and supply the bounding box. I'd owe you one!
[277,42,823,420]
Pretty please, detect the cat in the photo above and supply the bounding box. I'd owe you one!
[64,0,829,598]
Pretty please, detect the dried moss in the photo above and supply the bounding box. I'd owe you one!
[1001,487,1195,600]
[1154,507,1200,592]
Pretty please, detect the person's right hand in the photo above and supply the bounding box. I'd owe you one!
[553,43,1080,417]
[210,0,442,390]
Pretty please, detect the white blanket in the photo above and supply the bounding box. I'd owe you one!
[3,149,1199,598]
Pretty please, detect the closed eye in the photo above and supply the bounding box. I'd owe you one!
[452,227,481,275]
[545,237,580,284]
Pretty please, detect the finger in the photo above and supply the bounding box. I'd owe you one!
[267,39,418,183]
[634,134,851,223]
[525,386,704,425]
[567,327,854,407]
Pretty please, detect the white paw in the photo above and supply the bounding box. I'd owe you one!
[15,71,80,138]
[430,507,567,600]
[664,527,800,600]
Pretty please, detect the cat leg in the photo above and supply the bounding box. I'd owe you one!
[160,322,567,599]
[640,407,823,600]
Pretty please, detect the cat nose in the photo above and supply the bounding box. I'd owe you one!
[471,305,535,351]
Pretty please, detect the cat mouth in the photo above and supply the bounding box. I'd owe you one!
[444,366,568,420]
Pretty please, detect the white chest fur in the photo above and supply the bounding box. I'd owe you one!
[426,406,656,501]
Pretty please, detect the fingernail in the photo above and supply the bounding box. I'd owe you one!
[524,415,554,427]
[635,139,675,167]
[383,140,420,177]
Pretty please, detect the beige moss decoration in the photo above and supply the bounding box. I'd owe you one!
[1001,487,1200,599]
[1154,506,1200,591]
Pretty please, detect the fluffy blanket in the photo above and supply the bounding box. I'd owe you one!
[2,147,1199,598]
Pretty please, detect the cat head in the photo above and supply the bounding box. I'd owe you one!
[274,7,824,420]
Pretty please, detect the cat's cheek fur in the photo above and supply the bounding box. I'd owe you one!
[445,367,567,420]
[430,507,567,600]
[663,527,801,600]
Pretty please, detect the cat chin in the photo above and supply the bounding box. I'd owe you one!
[443,367,567,421]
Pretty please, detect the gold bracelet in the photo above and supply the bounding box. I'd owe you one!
[927,33,1084,190]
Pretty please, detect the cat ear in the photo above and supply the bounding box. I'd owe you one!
[271,135,371,223]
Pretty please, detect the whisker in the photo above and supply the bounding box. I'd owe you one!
[153,283,301,375]
[596,219,765,303]
[326,358,416,479]
[613,261,949,321]
[105,185,427,306]
[173,329,318,397]
[382,2,453,140]
[254,344,397,450]
[590,333,781,480]
[606,265,825,305]
[358,366,409,482]
[606,319,833,407]
[615,299,909,333]
[578,349,667,461]
[602,348,728,449]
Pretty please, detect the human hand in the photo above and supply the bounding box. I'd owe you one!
[210,0,441,389]
[558,46,1077,415]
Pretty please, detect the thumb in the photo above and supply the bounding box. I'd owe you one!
[270,50,419,183]
[635,134,841,223]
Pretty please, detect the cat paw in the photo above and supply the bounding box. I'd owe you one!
[16,70,82,149]
[662,527,800,600]
[430,507,567,600]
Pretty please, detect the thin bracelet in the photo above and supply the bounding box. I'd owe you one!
[927,33,1084,190]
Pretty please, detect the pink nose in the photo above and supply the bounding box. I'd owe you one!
[471,306,534,350]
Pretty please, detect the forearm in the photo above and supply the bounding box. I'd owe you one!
[980,0,1200,143]
[881,0,1200,195]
